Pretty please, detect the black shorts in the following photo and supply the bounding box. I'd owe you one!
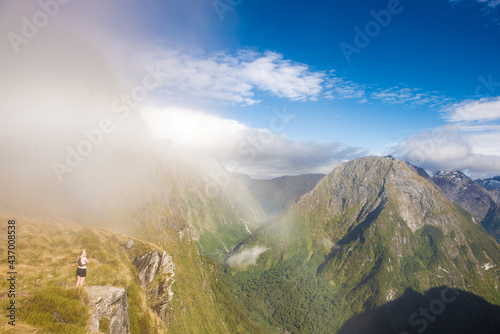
[76,268,86,277]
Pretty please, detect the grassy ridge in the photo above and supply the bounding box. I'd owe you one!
[0,214,162,333]
[0,212,267,333]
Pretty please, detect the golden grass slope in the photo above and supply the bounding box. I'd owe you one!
[0,213,163,333]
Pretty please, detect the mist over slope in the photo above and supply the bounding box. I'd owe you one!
[234,173,325,216]
[0,7,270,331]
[0,214,266,333]
[0,9,266,243]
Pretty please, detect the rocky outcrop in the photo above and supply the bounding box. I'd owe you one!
[132,250,175,287]
[128,243,176,320]
[124,238,134,252]
[433,171,496,223]
[85,286,130,334]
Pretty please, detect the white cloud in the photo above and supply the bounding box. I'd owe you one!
[451,0,500,9]
[444,97,500,123]
[324,76,367,101]
[442,97,500,157]
[141,106,367,178]
[225,246,268,267]
[142,49,378,106]
[371,86,451,107]
[393,97,500,178]
[394,125,500,178]
[150,50,325,105]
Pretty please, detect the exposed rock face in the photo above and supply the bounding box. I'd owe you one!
[124,238,134,252]
[131,249,176,320]
[291,156,500,287]
[489,189,500,204]
[433,171,496,222]
[85,286,130,334]
[297,156,460,234]
[132,250,175,286]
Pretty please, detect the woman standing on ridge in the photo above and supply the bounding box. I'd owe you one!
[75,249,90,287]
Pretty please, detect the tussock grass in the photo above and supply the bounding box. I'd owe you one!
[20,287,88,333]
[0,213,160,333]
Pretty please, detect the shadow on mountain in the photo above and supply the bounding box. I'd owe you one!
[338,287,500,334]
[338,198,387,247]
[317,198,386,275]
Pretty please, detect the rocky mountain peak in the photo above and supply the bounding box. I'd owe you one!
[432,170,495,222]
[297,156,458,234]
[434,170,467,180]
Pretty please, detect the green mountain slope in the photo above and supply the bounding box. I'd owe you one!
[123,144,268,263]
[0,213,266,333]
[222,156,500,333]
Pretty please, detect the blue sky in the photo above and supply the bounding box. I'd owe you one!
[2,0,500,179]
[139,0,500,177]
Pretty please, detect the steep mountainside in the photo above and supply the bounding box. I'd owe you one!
[432,171,496,223]
[135,144,268,262]
[482,207,500,244]
[0,214,265,333]
[234,173,325,216]
[223,156,500,333]
[0,137,270,333]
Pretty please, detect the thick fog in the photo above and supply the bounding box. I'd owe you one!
[0,1,157,223]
